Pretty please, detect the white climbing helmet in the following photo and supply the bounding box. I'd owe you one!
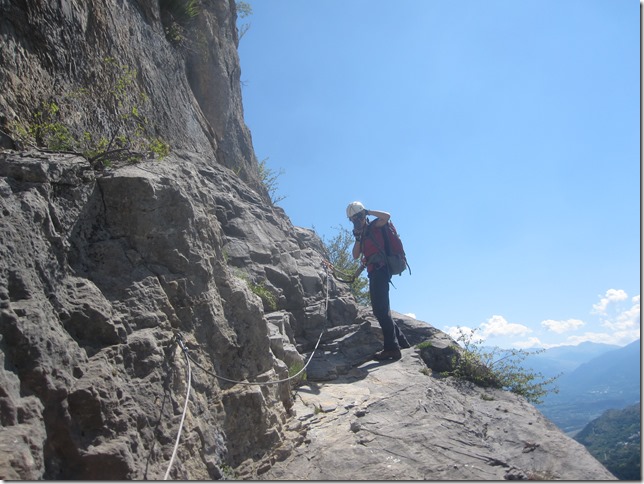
[346,201,366,219]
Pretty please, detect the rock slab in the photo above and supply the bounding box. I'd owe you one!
[255,349,616,481]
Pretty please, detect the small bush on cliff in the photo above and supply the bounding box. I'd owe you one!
[288,362,307,389]
[322,226,370,306]
[160,0,200,45]
[236,1,253,40]
[8,57,170,168]
[9,102,75,151]
[258,157,286,204]
[444,326,560,405]
[249,281,278,312]
[232,269,278,312]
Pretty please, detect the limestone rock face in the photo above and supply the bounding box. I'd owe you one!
[0,149,360,479]
[257,351,616,481]
[0,0,263,193]
[0,150,313,479]
[0,0,616,481]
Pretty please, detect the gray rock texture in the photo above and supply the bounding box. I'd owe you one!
[0,0,263,192]
[0,149,352,479]
[0,0,616,480]
[255,350,615,481]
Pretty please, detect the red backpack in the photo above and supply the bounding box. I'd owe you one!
[366,221,411,276]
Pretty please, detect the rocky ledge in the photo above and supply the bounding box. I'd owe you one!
[239,344,616,480]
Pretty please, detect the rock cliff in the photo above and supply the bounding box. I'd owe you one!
[0,0,615,480]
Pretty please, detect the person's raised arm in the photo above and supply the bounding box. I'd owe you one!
[366,209,390,227]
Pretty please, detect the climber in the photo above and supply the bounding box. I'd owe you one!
[347,201,410,361]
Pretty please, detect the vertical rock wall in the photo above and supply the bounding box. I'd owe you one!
[0,149,356,479]
[0,0,264,194]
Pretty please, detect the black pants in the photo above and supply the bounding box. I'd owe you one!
[369,265,406,351]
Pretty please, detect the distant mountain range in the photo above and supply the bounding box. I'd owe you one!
[529,340,640,435]
[523,341,621,377]
[574,403,641,480]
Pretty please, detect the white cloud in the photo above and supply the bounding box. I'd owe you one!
[481,315,531,338]
[541,318,585,334]
[592,289,628,314]
[564,329,639,346]
[444,325,476,342]
[443,295,640,349]
[564,332,611,345]
[404,313,417,319]
[602,294,640,331]
[512,336,544,349]
[444,316,531,347]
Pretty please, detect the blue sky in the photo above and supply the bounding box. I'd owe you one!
[236,0,640,349]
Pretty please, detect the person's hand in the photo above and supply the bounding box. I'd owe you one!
[353,227,362,241]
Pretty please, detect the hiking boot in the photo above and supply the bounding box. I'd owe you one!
[373,349,402,361]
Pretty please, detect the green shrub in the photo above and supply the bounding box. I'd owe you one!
[444,327,560,405]
[8,58,170,168]
[322,226,370,305]
[288,362,307,388]
[258,157,285,204]
[249,281,277,311]
[236,1,253,40]
[160,0,200,44]
[10,102,75,152]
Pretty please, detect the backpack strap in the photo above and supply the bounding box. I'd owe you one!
[381,223,392,255]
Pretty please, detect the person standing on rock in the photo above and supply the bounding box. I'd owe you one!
[347,201,410,361]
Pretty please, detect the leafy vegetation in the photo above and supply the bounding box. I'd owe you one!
[574,403,641,480]
[249,280,277,311]
[416,341,433,350]
[322,226,370,305]
[8,57,170,168]
[288,361,307,389]
[231,269,278,311]
[10,101,75,152]
[159,0,200,44]
[258,157,286,204]
[443,327,560,404]
[236,1,253,40]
